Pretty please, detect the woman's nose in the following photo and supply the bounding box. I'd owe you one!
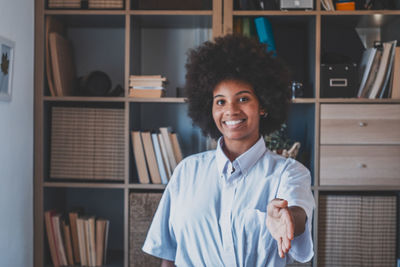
[224,102,240,115]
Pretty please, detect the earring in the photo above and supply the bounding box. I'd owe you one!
[260,112,268,118]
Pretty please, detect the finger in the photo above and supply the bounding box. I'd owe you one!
[272,198,288,209]
[278,237,284,258]
[281,208,295,240]
[282,236,291,253]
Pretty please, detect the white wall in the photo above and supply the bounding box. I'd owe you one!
[0,0,34,266]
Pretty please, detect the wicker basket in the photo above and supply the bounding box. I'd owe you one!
[50,106,125,181]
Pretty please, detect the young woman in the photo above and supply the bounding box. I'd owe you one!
[143,34,314,267]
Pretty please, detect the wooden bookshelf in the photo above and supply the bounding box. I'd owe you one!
[34,0,400,266]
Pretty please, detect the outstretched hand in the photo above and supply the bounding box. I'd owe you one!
[266,198,295,258]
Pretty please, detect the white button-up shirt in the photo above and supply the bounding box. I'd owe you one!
[143,137,315,266]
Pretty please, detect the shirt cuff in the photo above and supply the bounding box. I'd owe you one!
[142,242,176,262]
[288,222,314,263]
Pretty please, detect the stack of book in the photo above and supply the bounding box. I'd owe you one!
[131,127,183,184]
[129,75,167,98]
[88,0,123,9]
[357,40,400,99]
[48,0,81,8]
[44,210,110,267]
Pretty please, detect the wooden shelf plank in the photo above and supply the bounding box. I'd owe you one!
[291,98,316,103]
[44,9,126,15]
[128,97,187,103]
[318,98,400,103]
[128,183,166,190]
[43,182,125,188]
[233,10,318,16]
[43,96,126,102]
[317,185,400,191]
[130,10,213,15]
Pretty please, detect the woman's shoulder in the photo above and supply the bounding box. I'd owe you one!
[263,150,310,176]
[179,149,216,167]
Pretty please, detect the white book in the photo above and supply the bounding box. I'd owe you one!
[379,40,397,98]
[357,47,377,97]
[158,133,172,179]
[152,133,169,184]
[369,41,397,99]
[159,127,177,171]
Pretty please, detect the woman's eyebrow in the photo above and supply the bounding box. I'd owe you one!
[214,90,253,98]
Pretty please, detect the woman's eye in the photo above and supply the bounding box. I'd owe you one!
[216,99,225,105]
[239,97,248,102]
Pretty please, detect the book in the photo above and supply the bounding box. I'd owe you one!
[357,47,377,97]
[84,218,92,266]
[159,127,177,171]
[95,219,107,266]
[131,131,150,184]
[359,49,382,98]
[52,214,68,266]
[130,75,166,81]
[129,89,165,98]
[254,17,277,56]
[76,218,87,266]
[88,217,97,266]
[151,133,168,184]
[62,221,74,266]
[391,47,400,99]
[141,131,162,184]
[49,32,77,96]
[44,210,60,267]
[170,133,183,164]
[378,40,397,98]
[368,41,396,99]
[45,17,65,97]
[158,133,172,179]
[68,211,81,263]
[103,220,110,264]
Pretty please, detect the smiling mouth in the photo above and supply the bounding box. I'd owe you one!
[224,119,245,126]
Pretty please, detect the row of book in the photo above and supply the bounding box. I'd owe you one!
[357,40,400,99]
[45,210,109,267]
[131,127,183,184]
[129,75,167,98]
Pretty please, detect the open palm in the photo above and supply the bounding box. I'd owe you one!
[266,199,295,258]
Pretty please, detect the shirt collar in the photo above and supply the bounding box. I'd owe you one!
[215,136,267,178]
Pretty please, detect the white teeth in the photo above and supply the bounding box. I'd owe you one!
[225,120,243,126]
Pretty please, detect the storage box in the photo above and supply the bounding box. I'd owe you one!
[320,63,358,98]
[50,107,125,180]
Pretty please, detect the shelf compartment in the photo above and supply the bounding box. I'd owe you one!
[233,15,316,98]
[232,0,316,11]
[286,103,315,183]
[43,187,125,267]
[320,15,400,99]
[44,14,125,97]
[318,193,397,267]
[130,15,212,97]
[128,102,207,184]
[43,101,126,183]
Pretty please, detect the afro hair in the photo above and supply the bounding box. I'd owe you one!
[185,34,291,139]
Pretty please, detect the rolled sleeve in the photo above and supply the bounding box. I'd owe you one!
[142,185,177,261]
[276,158,315,263]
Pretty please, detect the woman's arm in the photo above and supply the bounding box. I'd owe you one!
[161,259,175,267]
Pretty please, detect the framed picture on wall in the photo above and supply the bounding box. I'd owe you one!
[0,36,15,101]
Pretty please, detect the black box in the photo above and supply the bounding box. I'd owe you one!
[320,63,358,98]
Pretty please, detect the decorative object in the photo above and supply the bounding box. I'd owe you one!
[0,36,15,101]
[264,123,301,158]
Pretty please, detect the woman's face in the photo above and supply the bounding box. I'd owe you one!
[212,79,264,148]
